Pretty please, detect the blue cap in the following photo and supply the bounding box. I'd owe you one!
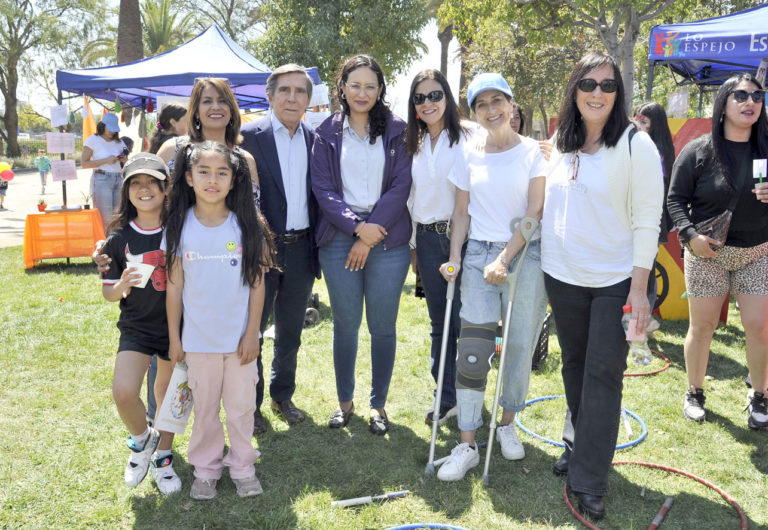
[102,113,120,133]
[467,73,513,109]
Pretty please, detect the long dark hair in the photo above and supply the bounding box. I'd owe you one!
[556,52,630,153]
[187,78,242,147]
[511,103,525,135]
[634,102,675,178]
[163,141,274,287]
[149,103,187,154]
[96,122,120,142]
[406,69,467,155]
[106,175,168,236]
[335,55,391,144]
[710,74,768,181]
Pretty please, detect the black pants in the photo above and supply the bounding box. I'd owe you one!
[545,274,630,496]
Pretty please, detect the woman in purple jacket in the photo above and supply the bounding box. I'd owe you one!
[311,54,412,436]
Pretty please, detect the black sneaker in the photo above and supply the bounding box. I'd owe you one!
[425,405,458,426]
[683,388,706,422]
[747,391,768,430]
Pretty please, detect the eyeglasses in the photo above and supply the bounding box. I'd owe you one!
[569,153,580,181]
[576,78,619,93]
[345,82,379,94]
[730,89,765,103]
[412,90,445,105]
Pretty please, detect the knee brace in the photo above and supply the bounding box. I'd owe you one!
[455,319,497,391]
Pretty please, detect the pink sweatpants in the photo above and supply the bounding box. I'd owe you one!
[186,352,260,480]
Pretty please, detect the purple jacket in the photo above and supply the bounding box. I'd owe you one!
[311,110,412,249]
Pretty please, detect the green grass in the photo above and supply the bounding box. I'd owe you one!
[0,245,765,529]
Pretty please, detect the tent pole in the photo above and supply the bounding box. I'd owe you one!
[58,89,67,208]
[698,88,703,118]
[646,62,655,101]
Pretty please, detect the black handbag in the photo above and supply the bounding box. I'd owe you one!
[682,169,744,252]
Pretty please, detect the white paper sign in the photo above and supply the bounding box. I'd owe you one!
[155,363,193,434]
[49,104,69,128]
[753,159,767,182]
[667,88,689,118]
[46,132,76,154]
[51,159,77,182]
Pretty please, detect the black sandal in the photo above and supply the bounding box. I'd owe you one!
[329,403,354,428]
[369,410,389,435]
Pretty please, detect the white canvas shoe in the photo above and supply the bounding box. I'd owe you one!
[497,423,525,460]
[437,443,479,481]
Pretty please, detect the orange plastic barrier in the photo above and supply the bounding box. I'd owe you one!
[23,208,105,268]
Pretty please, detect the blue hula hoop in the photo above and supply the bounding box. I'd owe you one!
[514,395,647,450]
[387,523,474,530]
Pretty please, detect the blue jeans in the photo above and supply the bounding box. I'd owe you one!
[544,273,630,497]
[92,171,121,233]
[319,231,410,409]
[256,237,316,407]
[415,227,462,409]
[456,239,547,432]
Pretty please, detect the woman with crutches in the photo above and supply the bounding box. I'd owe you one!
[434,73,548,482]
[541,52,663,520]
[405,69,472,428]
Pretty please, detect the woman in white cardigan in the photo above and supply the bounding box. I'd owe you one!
[540,52,663,521]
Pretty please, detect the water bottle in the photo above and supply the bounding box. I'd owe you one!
[621,304,653,366]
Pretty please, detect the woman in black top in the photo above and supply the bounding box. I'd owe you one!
[667,73,768,429]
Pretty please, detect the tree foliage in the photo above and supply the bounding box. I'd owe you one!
[142,0,198,55]
[254,0,431,84]
[0,0,94,156]
[181,0,266,42]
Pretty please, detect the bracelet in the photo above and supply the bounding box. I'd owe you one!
[499,254,509,267]
[355,221,366,238]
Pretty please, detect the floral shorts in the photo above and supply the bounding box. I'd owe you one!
[684,242,768,297]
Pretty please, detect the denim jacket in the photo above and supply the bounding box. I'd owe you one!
[310,110,412,249]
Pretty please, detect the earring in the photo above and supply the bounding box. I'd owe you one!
[416,113,420,120]
[194,116,201,130]
[340,92,346,100]
[229,117,234,126]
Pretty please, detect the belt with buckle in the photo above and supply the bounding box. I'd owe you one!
[94,169,106,174]
[277,228,310,244]
[417,221,449,235]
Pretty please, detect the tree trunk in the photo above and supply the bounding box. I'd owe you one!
[3,56,21,157]
[522,107,534,137]
[458,45,470,117]
[117,0,143,64]
[438,23,453,76]
[539,102,550,139]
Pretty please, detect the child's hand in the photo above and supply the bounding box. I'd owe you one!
[237,331,260,365]
[169,339,185,364]
[93,240,111,273]
[117,266,142,298]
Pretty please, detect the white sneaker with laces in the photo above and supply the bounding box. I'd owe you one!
[497,423,525,460]
[124,428,160,487]
[150,453,182,495]
[233,475,263,497]
[437,442,479,481]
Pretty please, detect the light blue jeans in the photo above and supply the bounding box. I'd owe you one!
[456,239,548,432]
[319,231,410,409]
[92,171,122,234]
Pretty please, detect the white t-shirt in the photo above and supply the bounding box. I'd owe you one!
[541,149,634,287]
[408,129,469,225]
[340,116,385,213]
[451,135,546,242]
[84,134,124,173]
[173,208,251,353]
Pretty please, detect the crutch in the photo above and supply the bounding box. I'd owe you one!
[425,261,459,475]
[482,217,539,487]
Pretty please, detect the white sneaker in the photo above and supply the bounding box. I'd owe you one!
[437,443,479,481]
[150,453,182,495]
[233,475,263,497]
[190,478,217,500]
[497,423,525,460]
[124,428,160,487]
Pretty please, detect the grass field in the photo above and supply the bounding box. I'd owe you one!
[1,246,766,529]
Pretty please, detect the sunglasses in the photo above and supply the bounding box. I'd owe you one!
[576,78,619,93]
[731,89,765,103]
[412,90,445,105]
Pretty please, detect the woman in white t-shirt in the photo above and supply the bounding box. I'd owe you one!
[82,112,126,233]
[541,52,662,521]
[434,73,548,482]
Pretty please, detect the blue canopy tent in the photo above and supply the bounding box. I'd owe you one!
[647,4,768,107]
[56,24,321,110]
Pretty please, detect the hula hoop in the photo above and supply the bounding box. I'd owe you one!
[563,461,748,530]
[387,523,467,530]
[515,395,647,450]
[624,349,671,377]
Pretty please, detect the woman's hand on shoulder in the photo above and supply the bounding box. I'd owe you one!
[538,140,553,161]
[345,239,371,271]
[688,234,720,258]
[238,330,260,365]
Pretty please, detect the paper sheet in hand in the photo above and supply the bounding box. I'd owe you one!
[155,362,193,434]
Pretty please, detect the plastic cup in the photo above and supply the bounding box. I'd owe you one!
[128,262,156,288]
